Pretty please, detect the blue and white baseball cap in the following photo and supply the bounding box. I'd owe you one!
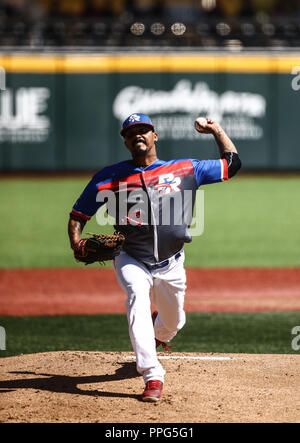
[120,113,154,136]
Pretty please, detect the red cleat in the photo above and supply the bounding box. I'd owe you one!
[142,380,163,402]
[152,311,175,351]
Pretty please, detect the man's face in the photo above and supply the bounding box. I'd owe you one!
[124,124,158,158]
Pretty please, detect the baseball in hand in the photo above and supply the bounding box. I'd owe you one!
[194,117,207,132]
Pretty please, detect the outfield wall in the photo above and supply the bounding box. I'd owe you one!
[0,52,299,171]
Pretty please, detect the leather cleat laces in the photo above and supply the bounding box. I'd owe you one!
[142,380,163,402]
[155,338,174,351]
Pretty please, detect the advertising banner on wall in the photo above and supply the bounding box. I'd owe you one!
[111,73,270,167]
[113,79,266,141]
[0,53,299,171]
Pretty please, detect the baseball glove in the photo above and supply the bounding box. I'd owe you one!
[74,232,125,265]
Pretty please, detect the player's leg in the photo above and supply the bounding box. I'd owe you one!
[113,251,166,383]
[151,252,187,344]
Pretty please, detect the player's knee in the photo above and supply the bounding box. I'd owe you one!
[176,314,186,331]
[167,312,186,333]
[125,285,150,309]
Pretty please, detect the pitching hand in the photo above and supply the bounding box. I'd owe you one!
[194,117,222,135]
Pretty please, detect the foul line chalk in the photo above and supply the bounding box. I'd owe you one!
[123,355,233,361]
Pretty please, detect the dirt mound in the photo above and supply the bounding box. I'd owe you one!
[0,351,299,423]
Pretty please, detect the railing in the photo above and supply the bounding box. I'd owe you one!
[0,15,300,49]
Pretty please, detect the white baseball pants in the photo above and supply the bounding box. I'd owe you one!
[113,249,186,384]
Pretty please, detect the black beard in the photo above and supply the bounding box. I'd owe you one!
[132,147,147,157]
[132,143,148,156]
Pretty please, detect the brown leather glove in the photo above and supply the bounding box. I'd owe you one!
[74,232,125,265]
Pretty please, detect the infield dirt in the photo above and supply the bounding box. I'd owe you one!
[1,267,300,423]
[0,350,300,423]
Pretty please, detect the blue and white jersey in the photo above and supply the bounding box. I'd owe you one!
[71,158,229,264]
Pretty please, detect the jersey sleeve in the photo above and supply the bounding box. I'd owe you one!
[191,158,228,187]
[71,171,108,220]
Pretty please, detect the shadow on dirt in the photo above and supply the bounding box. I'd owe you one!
[0,361,141,399]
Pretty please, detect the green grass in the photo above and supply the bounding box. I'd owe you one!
[0,177,112,268]
[186,175,300,267]
[0,175,300,268]
[1,312,299,358]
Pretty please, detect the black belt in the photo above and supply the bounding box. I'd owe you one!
[143,252,181,271]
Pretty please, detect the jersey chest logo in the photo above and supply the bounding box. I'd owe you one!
[154,173,181,195]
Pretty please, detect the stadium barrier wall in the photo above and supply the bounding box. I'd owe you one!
[0,52,299,171]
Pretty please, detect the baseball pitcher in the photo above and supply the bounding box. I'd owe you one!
[68,113,241,402]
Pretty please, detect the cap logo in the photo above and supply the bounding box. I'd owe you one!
[128,114,141,123]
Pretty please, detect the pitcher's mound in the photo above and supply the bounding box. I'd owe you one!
[0,351,299,423]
